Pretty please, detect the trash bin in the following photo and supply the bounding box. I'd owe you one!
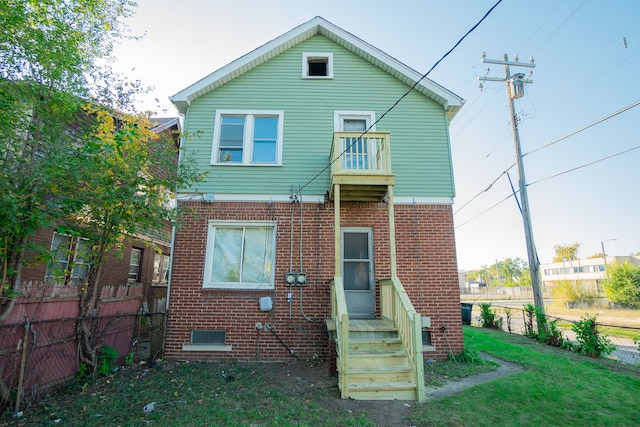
[461,303,473,325]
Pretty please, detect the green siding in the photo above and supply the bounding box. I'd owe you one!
[181,35,454,198]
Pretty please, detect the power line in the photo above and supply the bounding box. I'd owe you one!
[528,144,640,186]
[296,0,504,195]
[455,143,640,228]
[524,100,640,157]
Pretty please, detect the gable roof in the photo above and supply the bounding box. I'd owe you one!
[170,16,464,120]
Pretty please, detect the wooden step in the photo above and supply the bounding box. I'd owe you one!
[348,351,409,367]
[346,381,417,400]
[347,365,414,383]
[349,337,403,353]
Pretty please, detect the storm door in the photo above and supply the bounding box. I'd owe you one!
[342,228,375,318]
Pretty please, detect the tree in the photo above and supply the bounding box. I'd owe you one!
[1,0,136,316]
[553,243,580,262]
[0,1,204,378]
[603,263,640,308]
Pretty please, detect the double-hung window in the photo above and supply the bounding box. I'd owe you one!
[152,253,170,285]
[203,221,276,289]
[46,234,90,285]
[212,110,283,166]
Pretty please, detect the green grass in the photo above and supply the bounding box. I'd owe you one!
[3,328,638,426]
[412,327,640,427]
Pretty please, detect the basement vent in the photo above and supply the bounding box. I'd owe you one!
[191,330,226,345]
[421,330,432,346]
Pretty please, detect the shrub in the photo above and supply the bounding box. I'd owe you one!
[553,280,598,303]
[478,303,500,329]
[570,314,615,358]
[604,263,640,308]
[98,346,119,375]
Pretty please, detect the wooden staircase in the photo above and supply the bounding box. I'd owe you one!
[338,319,418,400]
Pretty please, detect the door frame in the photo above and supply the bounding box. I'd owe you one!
[341,227,375,318]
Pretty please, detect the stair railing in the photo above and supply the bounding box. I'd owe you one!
[330,277,349,398]
[380,277,425,402]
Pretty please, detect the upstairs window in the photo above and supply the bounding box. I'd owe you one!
[212,111,283,166]
[302,53,333,79]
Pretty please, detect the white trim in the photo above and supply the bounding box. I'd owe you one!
[176,193,453,205]
[177,193,325,203]
[170,17,463,119]
[211,110,284,166]
[182,344,233,352]
[302,52,333,79]
[333,111,376,132]
[203,220,277,290]
[395,196,454,205]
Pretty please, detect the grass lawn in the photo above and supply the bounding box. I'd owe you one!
[2,326,638,426]
[412,327,640,427]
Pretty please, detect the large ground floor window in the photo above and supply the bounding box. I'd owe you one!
[203,221,276,289]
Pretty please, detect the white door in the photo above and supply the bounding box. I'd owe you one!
[342,228,375,318]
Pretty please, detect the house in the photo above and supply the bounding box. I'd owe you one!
[166,17,464,401]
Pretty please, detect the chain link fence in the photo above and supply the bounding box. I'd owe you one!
[467,303,640,365]
[0,311,166,414]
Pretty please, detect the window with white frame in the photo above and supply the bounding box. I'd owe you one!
[203,221,276,289]
[152,253,170,285]
[128,248,142,282]
[45,234,90,284]
[302,52,333,78]
[212,111,283,165]
[334,111,376,170]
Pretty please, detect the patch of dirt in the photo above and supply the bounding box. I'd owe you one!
[256,352,522,427]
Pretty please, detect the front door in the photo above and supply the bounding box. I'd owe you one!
[342,228,375,318]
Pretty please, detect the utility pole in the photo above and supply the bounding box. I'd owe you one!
[478,53,546,318]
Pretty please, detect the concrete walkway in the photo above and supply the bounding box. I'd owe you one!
[424,352,523,401]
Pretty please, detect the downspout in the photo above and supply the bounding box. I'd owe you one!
[161,111,187,356]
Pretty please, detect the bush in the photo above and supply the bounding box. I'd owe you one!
[570,315,615,358]
[98,346,119,375]
[478,303,500,329]
[553,280,598,303]
[604,263,640,308]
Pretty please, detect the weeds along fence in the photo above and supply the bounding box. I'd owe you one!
[470,304,640,365]
[0,311,167,414]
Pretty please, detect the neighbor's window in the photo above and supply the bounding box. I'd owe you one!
[203,221,276,289]
[212,110,283,165]
[45,234,90,285]
[302,52,333,78]
[128,248,143,282]
[152,253,170,285]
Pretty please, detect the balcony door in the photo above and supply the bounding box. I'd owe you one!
[335,111,376,170]
[342,228,375,318]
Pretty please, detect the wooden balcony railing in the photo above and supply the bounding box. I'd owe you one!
[329,132,394,201]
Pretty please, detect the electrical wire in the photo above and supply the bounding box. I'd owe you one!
[295,0,504,196]
[455,143,640,229]
[527,144,640,186]
[524,100,640,157]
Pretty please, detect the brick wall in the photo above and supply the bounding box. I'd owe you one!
[166,200,463,361]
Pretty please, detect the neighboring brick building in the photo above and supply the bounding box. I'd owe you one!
[166,17,465,401]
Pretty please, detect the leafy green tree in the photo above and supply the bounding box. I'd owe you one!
[0,1,204,378]
[1,0,136,317]
[603,263,640,308]
[553,243,580,262]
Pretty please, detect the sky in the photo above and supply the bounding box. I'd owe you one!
[110,0,640,271]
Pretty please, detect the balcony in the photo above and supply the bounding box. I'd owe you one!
[329,132,394,202]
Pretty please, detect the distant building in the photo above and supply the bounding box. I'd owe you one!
[540,255,640,292]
